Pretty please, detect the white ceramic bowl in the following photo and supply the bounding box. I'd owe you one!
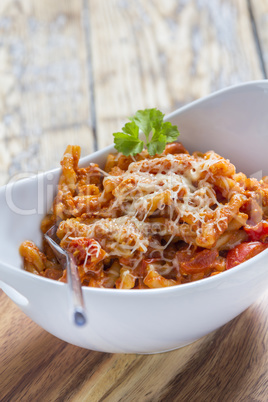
[1,81,268,354]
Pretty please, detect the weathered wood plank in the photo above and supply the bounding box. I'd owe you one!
[0,0,93,186]
[250,0,268,76]
[89,0,263,149]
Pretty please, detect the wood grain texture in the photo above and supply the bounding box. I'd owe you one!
[1,290,268,401]
[1,0,268,401]
[89,0,263,148]
[0,0,94,186]
[251,0,268,76]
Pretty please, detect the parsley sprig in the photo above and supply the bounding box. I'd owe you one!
[113,108,180,156]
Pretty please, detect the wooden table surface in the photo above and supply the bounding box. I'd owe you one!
[1,1,268,401]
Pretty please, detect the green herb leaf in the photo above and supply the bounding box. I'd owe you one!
[147,133,167,156]
[122,121,140,138]
[113,122,144,156]
[113,108,180,156]
[130,109,164,141]
[160,122,180,143]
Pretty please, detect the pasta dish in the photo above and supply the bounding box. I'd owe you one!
[20,142,268,289]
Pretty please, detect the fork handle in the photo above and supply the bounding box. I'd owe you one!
[67,253,87,326]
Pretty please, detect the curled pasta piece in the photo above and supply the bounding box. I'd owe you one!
[103,260,121,288]
[143,264,178,288]
[196,193,247,248]
[19,241,47,273]
[59,145,80,193]
[19,241,62,279]
[163,142,189,155]
[116,268,136,289]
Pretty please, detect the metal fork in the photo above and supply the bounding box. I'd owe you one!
[44,225,87,326]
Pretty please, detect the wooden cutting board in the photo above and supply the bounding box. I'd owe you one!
[1,290,268,400]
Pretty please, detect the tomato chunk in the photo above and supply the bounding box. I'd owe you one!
[244,221,268,242]
[226,241,268,270]
[180,249,219,274]
[67,238,107,267]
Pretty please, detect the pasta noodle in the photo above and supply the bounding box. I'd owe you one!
[19,142,268,289]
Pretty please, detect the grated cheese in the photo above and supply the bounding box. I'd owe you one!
[58,149,245,271]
